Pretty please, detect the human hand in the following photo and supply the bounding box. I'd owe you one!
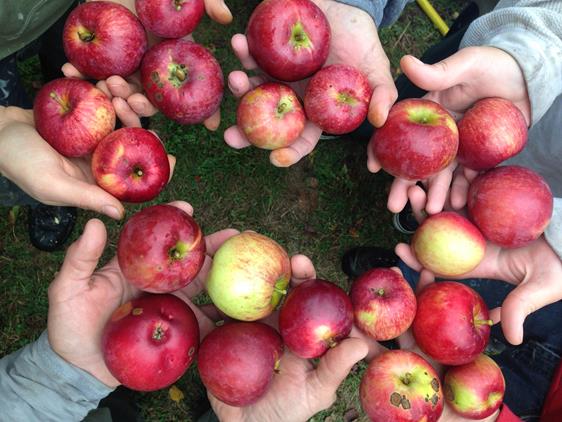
[47,201,239,387]
[225,0,396,167]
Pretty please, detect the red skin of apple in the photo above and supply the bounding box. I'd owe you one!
[117,204,206,293]
[237,82,305,150]
[246,0,331,82]
[198,322,283,406]
[444,354,506,419]
[279,279,353,359]
[92,128,170,203]
[458,98,528,171]
[34,78,116,157]
[350,268,416,341]
[102,294,199,391]
[63,1,147,80]
[141,39,224,124]
[304,64,373,135]
[412,282,492,366]
[135,0,204,39]
[360,350,444,422]
[467,165,553,248]
[411,212,486,277]
[372,98,459,180]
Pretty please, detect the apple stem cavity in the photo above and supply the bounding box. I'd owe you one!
[133,166,144,178]
[49,92,70,113]
[401,372,413,385]
[77,29,95,43]
[169,241,190,260]
[336,91,358,106]
[173,0,185,11]
[168,63,189,88]
[152,322,166,341]
[276,97,293,118]
[290,22,313,50]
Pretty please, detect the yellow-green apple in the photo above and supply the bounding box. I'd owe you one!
[360,350,444,422]
[34,78,115,157]
[444,354,505,419]
[411,212,486,277]
[237,82,305,150]
[135,0,204,39]
[372,99,459,180]
[458,98,528,171]
[304,64,372,135]
[246,0,331,82]
[141,39,224,124]
[206,232,291,321]
[92,128,169,202]
[279,278,353,358]
[117,204,206,293]
[412,282,492,365]
[102,294,199,391]
[198,322,283,406]
[468,165,553,248]
[350,268,416,341]
[63,1,147,80]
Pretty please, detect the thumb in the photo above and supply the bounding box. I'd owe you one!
[368,83,398,128]
[204,0,232,24]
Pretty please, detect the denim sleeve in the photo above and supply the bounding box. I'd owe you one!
[335,0,411,26]
[0,331,113,422]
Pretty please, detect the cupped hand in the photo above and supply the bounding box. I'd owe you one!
[225,0,396,167]
[47,201,239,387]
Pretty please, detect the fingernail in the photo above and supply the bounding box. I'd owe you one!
[102,205,122,220]
[410,56,424,65]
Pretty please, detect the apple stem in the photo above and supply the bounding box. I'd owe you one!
[49,92,70,113]
[133,167,144,178]
[152,323,166,341]
[401,372,412,385]
[377,288,385,296]
[274,287,287,295]
[78,29,95,43]
[174,0,184,11]
[174,68,186,82]
[475,319,494,326]
[327,338,337,348]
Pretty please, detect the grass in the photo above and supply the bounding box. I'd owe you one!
[1,1,467,420]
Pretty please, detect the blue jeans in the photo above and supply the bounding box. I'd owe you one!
[399,261,561,421]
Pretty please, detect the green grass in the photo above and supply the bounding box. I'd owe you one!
[1,1,467,420]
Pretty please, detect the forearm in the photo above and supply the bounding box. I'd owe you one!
[334,0,410,26]
[0,331,113,421]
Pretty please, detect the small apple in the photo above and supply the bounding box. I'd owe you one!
[135,0,204,39]
[206,232,291,321]
[444,354,506,419]
[237,82,305,150]
[63,1,147,79]
[279,278,353,358]
[304,64,372,135]
[117,204,206,293]
[34,78,115,157]
[467,165,553,248]
[198,322,283,406]
[350,268,416,341]
[372,99,459,180]
[458,98,528,171]
[360,350,443,422]
[246,0,330,82]
[141,39,224,125]
[92,128,170,202]
[411,212,486,277]
[102,294,199,391]
[412,282,492,366]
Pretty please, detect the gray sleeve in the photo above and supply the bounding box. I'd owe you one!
[545,198,562,260]
[335,0,411,27]
[460,0,562,126]
[0,331,113,422]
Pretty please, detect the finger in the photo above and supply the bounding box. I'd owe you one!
[349,325,387,362]
[366,137,382,173]
[387,178,414,213]
[450,170,471,210]
[426,165,455,215]
[395,243,423,272]
[203,109,221,131]
[368,83,398,128]
[199,303,223,322]
[105,75,141,98]
[489,307,501,325]
[113,97,141,128]
[95,80,113,99]
[224,125,252,149]
[61,62,84,79]
[127,93,159,117]
[204,0,233,24]
[407,185,428,222]
[228,71,266,98]
[270,122,322,167]
[290,254,316,287]
[167,155,176,181]
[167,201,194,215]
[417,269,436,292]
[231,34,258,70]
[205,228,240,256]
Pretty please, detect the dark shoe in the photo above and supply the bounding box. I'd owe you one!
[341,246,399,279]
[392,203,419,235]
[28,205,76,251]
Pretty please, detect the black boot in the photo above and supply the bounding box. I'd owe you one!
[341,246,399,279]
[28,205,77,251]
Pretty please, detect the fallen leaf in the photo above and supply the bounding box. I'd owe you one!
[169,385,184,403]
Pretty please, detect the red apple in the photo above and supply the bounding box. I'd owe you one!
[92,128,170,202]
[237,82,305,150]
[135,0,204,39]
[350,268,416,341]
[141,39,224,124]
[117,204,206,293]
[360,350,444,422]
[411,212,486,277]
[372,99,459,180]
[102,294,199,391]
[34,78,115,157]
[279,279,353,358]
[304,64,372,135]
[198,322,283,406]
[444,354,505,419]
[458,98,528,171]
[467,165,553,248]
[206,232,291,321]
[412,282,492,365]
[63,1,147,80]
[246,0,330,82]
